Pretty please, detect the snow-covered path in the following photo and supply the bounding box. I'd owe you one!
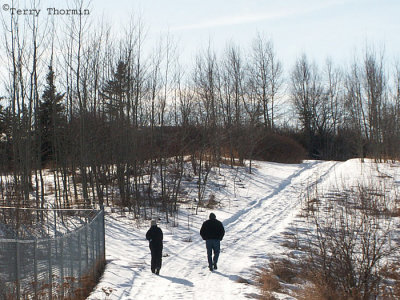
[88,159,399,300]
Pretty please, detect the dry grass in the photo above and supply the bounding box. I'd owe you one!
[258,258,362,300]
[257,256,305,298]
[257,268,281,292]
[297,281,345,300]
[258,181,400,300]
[73,259,105,299]
[260,291,278,300]
[269,259,298,284]
[280,232,300,251]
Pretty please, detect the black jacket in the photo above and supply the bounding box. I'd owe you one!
[146,225,163,249]
[200,219,225,241]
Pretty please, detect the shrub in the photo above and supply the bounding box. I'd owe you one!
[298,183,398,299]
[258,181,400,300]
[257,268,281,292]
[256,267,280,300]
[269,259,298,284]
[252,133,307,164]
[257,258,301,298]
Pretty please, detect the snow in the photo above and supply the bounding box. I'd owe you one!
[88,159,400,300]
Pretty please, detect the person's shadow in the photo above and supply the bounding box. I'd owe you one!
[159,275,194,287]
[213,271,247,283]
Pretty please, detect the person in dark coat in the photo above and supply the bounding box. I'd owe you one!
[146,219,163,275]
[200,212,225,271]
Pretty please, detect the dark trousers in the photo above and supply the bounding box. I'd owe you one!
[206,239,220,267]
[150,246,162,271]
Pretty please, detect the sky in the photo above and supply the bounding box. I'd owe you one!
[0,0,398,81]
[92,0,400,70]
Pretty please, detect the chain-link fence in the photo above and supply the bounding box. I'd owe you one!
[0,208,105,299]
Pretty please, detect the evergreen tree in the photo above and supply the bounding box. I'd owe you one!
[39,65,65,164]
[0,101,12,171]
[101,60,129,121]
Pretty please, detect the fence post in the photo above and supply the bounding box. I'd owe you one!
[78,230,82,291]
[91,222,95,279]
[85,225,89,272]
[69,235,74,293]
[48,239,53,299]
[96,214,100,261]
[101,208,106,263]
[34,239,38,299]
[60,238,64,298]
[15,240,20,300]
[54,210,57,237]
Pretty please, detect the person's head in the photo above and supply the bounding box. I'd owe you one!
[151,219,157,226]
[209,213,216,220]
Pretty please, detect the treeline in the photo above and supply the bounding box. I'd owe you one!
[0,5,399,214]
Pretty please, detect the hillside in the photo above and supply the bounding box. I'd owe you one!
[89,159,400,299]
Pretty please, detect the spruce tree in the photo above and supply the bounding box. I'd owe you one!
[39,65,65,164]
[101,60,129,121]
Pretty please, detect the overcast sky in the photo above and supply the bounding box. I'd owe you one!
[93,0,399,70]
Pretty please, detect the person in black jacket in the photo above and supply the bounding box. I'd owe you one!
[146,219,163,275]
[200,212,225,271]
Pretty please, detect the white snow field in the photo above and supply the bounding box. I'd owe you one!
[88,159,400,300]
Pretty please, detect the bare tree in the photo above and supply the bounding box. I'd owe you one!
[242,71,262,173]
[363,51,386,160]
[192,44,221,206]
[250,34,282,130]
[290,54,323,157]
[322,59,345,158]
[344,50,387,160]
[221,42,245,167]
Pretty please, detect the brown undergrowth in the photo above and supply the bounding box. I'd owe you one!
[257,181,400,299]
